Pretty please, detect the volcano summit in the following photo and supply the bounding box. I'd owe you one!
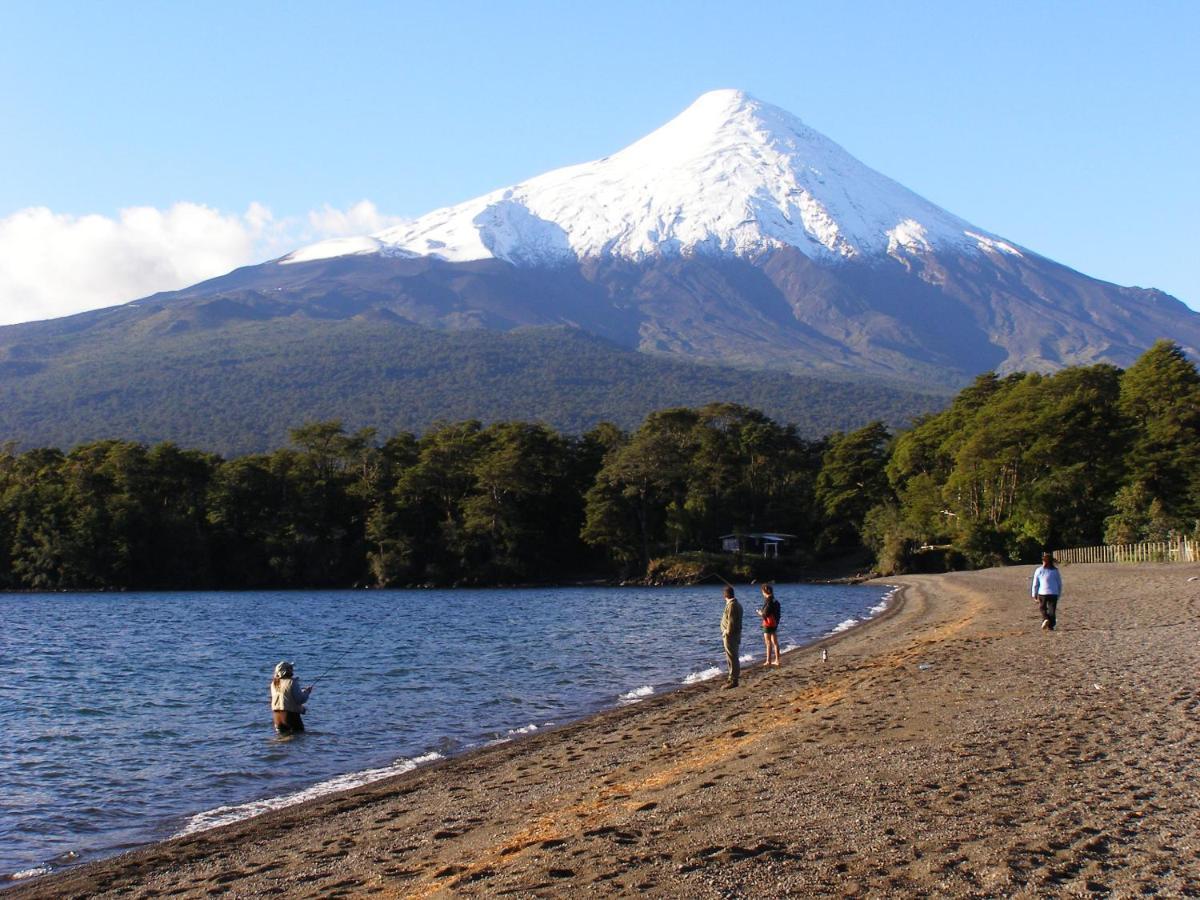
[286,88,987,267]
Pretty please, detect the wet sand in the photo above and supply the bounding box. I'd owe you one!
[13,563,1200,897]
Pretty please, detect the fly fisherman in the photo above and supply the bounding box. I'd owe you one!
[270,661,313,734]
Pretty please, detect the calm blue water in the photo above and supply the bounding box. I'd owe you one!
[0,583,892,880]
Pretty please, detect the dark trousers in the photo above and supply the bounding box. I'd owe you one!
[274,710,305,734]
[1038,594,1058,630]
[724,638,740,685]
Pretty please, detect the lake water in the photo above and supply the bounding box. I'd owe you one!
[1,582,893,881]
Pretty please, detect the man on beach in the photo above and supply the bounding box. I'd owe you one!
[1031,551,1063,631]
[721,586,743,688]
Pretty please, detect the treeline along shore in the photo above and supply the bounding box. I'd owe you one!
[1,340,1196,591]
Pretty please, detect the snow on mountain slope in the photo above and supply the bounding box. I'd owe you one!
[284,89,1010,268]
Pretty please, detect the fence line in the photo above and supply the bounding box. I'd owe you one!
[1054,538,1197,564]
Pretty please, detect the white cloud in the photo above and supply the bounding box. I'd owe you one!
[306,200,406,238]
[0,201,407,327]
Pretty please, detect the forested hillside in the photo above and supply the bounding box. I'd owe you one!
[0,320,945,455]
[0,342,1195,590]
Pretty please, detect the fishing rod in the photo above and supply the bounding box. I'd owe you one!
[306,592,408,687]
[701,570,735,588]
[308,641,358,687]
[702,570,770,588]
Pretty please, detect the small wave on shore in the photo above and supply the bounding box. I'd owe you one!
[173,752,444,838]
[826,586,895,637]
[683,666,722,684]
[870,586,898,616]
[7,866,51,882]
[618,685,655,704]
[485,721,552,747]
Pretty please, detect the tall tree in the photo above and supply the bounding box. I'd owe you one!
[4,448,71,589]
[815,421,891,553]
[583,409,699,569]
[459,422,582,580]
[364,433,419,586]
[207,453,290,587]
[391,421,488,582]
[1117,340,1200,528]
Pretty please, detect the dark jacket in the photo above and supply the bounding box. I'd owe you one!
[760,597,781,626]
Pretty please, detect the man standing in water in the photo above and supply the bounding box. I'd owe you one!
[721,585,743,688]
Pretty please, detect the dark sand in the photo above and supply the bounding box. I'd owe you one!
[12,564,1200,897]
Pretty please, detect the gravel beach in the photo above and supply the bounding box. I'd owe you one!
[12,563,1200,898]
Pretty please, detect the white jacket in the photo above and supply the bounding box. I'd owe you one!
[270,677,310,713]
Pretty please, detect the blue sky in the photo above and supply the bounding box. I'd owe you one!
[1,1,1197,323]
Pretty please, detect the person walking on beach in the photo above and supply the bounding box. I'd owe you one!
[721,585,743,688]
[758,583,782,667]
[1031,552,1063,631]
[270,661,313,734]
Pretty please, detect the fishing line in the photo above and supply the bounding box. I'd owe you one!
[309,641,358,686]
[307,593,409,686]
[700,570,771,589]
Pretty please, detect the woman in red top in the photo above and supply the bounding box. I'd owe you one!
[758,584,782,667]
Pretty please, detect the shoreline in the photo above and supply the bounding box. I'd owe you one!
[7,583,899,885]
[13,564,1200,896]
[0,570,878,595]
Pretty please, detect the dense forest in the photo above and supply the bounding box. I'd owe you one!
[864,339,1200,572]
[0,341,1196,591]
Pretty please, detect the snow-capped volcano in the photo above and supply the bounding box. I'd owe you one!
[2,89,1196,457]
[285,89,1018,267]
[16,82,1189,444]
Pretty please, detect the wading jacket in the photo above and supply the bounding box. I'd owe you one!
[270,677,311,713]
